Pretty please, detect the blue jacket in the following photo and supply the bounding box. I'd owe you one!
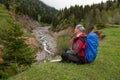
[85,32,99,63]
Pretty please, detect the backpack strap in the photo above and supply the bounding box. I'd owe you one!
[79,37,86,43]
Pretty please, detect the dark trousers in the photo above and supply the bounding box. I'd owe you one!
[61,52,85,64]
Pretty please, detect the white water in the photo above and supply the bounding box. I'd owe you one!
[33,26,56,62]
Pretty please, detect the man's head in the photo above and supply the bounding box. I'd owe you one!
[74,24,85,34]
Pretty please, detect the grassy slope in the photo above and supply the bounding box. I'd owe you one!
[7,27,120,80]
[0,4,11,28]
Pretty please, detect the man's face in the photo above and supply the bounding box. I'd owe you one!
[74,28,80,34]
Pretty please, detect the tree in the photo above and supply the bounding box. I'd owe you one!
[4,0,10,10]
[0,19,35,79]
[3,0,57,24]
[0,0,4,3]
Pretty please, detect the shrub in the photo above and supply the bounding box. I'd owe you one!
[56,33,71,55]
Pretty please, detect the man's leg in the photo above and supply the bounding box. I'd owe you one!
[61,52,69,62]
[68,55,86,64]
[67,54,79,63]
[79,57,85,64]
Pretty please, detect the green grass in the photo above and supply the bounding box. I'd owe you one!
[0,4,12,45]
[0,4,11,26]
[7,27,120,80]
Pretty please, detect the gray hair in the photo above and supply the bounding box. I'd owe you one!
[75,24,85,32]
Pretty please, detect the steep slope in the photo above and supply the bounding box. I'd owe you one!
[1,0,57,24]
[0,4,36,79]
[15,16,57,62]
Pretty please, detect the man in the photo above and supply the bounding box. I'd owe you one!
[61,24,87,64]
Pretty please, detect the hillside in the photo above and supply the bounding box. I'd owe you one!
[0,0,57,24]
[0,3,57,79]
[0,4,37,79]
[8,27,120,80]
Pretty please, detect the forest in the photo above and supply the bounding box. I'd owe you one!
[0,0,57,24]
[52,0,120,31]
[1,0,120,31]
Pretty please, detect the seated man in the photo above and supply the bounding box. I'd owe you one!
[61,24,87,64]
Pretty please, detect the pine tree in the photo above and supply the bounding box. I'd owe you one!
[0,19,35,78]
